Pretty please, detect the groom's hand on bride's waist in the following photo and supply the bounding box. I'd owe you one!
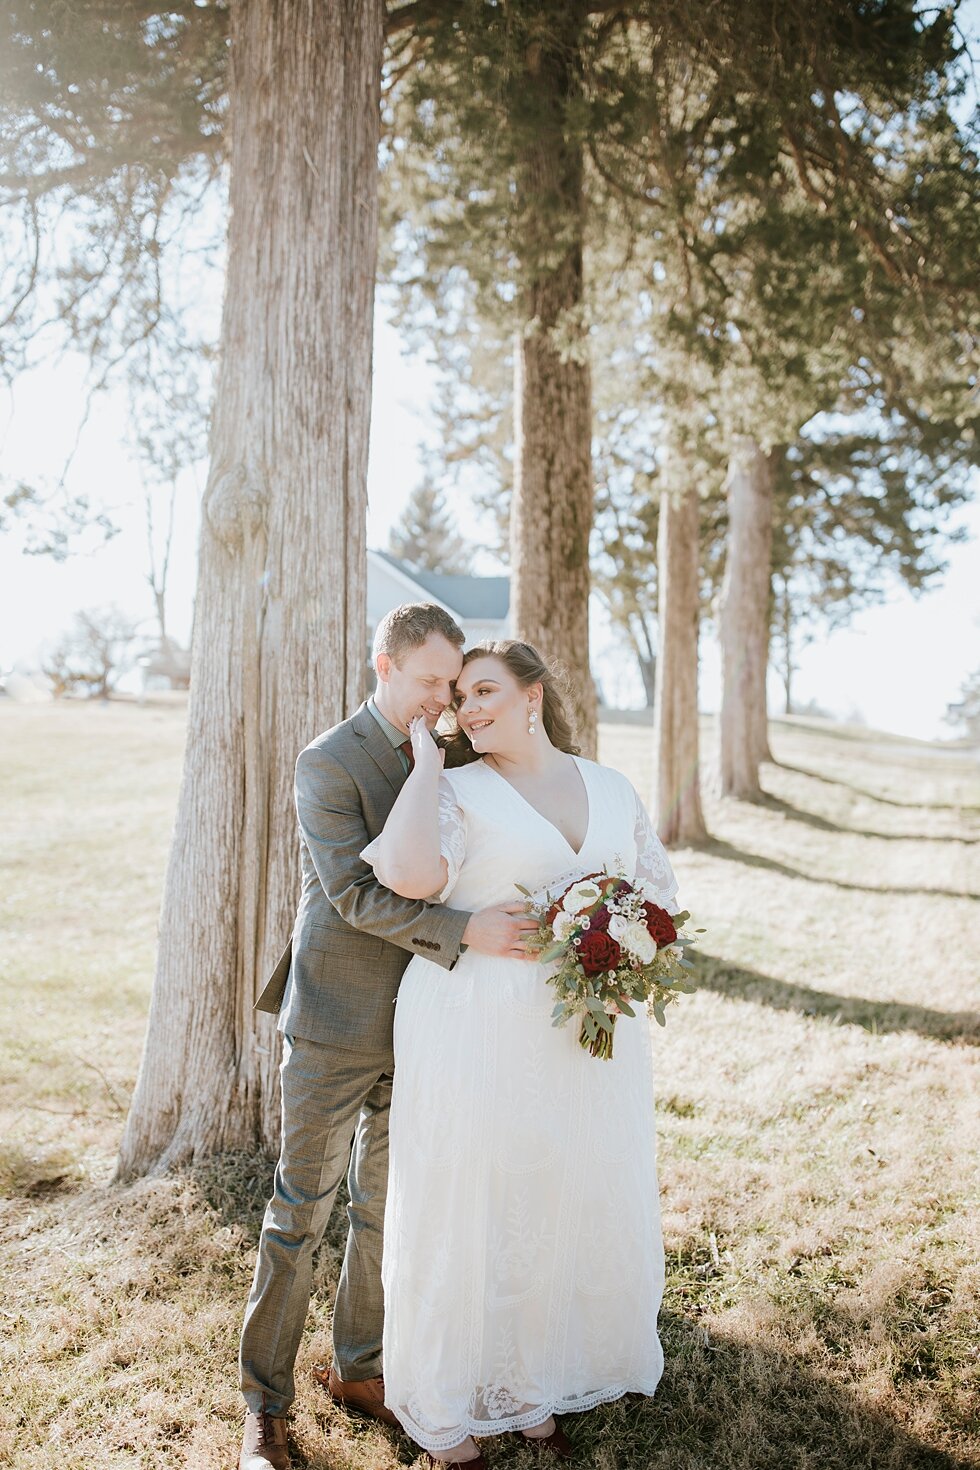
[462,903,538,959]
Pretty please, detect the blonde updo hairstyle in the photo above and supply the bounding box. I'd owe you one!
[442,639,580,768]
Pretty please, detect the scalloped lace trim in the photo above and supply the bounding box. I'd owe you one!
[391,1382,660,1452]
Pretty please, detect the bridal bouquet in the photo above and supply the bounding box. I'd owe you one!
[518,870,702,1059]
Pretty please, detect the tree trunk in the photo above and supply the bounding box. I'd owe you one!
[145,479,176,657]
[509,5,596,756]
[781,584,794,716]
[719,436,774,798]
[653,485,707,844]
[151,587,170,654]
[631,616,657,708]
[117,0,382,1178]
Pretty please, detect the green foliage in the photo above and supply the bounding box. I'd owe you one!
[387,478,471,572]
[0,1,227,372]
[40,604,140,698]
[944,666,980,740]
[384,1,978,692]
[0,1,226,545]
[1,477,118,558]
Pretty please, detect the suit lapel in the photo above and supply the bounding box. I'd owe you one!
[351,701,405,796]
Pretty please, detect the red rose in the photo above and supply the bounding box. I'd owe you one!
[588,904,611,933]
[578,930,622,976]
[643,902,677,947]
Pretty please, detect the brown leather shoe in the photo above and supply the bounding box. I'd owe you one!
[313,1362,401,1429]
[239,1409,290,1470]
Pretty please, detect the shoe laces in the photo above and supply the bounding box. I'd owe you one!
[256,1409,279,1447]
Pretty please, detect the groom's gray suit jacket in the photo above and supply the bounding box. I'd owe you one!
[255,701,471,1065]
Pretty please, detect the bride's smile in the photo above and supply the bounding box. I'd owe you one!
[454,657,542,759]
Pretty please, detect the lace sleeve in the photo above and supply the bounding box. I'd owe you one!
[633,786,680,912]
[430,776,466,902]
[358,775,466,903]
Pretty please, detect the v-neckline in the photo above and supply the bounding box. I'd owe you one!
[482,754,592,858]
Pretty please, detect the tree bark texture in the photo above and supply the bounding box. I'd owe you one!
[509,8,596,756]
[653,486,707,845]
[719,436,774,799]
[118,0,383,1177]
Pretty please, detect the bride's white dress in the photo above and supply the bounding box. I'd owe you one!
[360,754,678,1451]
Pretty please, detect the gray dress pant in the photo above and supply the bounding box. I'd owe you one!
[239,1033,393,1415]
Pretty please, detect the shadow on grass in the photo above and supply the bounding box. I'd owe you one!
[566,1311,971,1470]
[191,1149,355,1262]
[295,1309,973,1470]
[191,1149,276,1246]
[695,952,980,1045]
[752,790,973,847]
[166,1160,974,1469]
[704,836,979,903]
[774,761,980,817]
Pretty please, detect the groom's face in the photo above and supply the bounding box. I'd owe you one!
[375,632,463,735]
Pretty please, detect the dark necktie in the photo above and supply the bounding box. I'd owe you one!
[399,740,414,772]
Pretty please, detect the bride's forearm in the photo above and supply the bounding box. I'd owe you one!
[371,763,447,898]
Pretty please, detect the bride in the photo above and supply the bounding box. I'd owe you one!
[360,640,679,1467]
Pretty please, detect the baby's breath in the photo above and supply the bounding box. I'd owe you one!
[517,865,702,1060]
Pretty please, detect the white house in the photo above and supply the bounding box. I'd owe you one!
[367,549,510,649]
[366,550,614,705]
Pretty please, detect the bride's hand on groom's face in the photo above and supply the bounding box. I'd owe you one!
[409,712,445,771]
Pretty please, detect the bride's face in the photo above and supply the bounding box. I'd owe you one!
[454,656,542,755]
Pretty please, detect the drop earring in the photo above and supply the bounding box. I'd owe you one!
[528,707,538,736]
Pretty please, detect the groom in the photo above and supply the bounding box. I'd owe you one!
[238,602,536,1470]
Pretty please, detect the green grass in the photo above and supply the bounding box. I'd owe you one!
[1,698,978,1468]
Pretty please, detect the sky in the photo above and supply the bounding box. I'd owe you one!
[1,302,977,742]
[3,0,980,744]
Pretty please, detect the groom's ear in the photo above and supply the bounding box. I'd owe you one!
[376,652,391,684]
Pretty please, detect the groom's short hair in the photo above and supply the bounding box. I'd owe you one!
[373,602,465,667]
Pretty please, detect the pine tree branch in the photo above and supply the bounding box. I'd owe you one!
[386,0,631,38]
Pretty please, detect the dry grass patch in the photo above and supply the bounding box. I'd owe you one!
[1,700,978,1467]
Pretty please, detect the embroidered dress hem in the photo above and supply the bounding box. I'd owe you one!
[390,1377,663,1452]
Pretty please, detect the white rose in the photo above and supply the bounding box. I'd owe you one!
[622,921,656,965]
[562,879,602,915]
[551,910,578,943]
[608,913,630,944]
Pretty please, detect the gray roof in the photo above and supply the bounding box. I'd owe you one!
[373,550,510,621]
